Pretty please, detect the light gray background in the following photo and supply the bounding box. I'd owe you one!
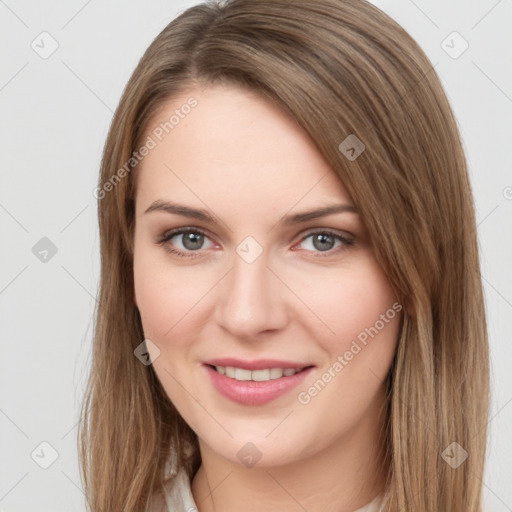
[0,1,511,510]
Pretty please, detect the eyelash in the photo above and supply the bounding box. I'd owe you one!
[157,227,355,260]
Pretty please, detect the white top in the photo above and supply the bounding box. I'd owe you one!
[152,466,385,512]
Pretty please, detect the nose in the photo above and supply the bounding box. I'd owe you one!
[214,248,289,340]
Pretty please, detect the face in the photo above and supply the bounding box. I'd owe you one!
[133,83,401,467]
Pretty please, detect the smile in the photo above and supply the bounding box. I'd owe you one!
[212,365,307,381]
[203,364,314,406]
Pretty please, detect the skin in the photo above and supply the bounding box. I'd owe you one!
[133,83,401,512]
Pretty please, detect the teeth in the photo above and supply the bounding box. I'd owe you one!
[235,368,252,381]
[215,366,301,381]
[270,368,283,379]
[252,369,270,381]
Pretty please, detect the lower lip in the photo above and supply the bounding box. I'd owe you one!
[203,365,314,406]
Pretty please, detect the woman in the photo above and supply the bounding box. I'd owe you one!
[79,1,490,511]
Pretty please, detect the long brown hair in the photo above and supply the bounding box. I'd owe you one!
[78,0,490,510]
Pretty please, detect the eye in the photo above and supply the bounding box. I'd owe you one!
[294,230,354,256]
[157,227,216,258]
[157,227,355,260]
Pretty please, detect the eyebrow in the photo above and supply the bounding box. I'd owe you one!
[144,199,357,226]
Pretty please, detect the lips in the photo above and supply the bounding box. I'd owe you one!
[202,359,315,406]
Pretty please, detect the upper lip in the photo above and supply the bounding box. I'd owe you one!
[204,358,314,371]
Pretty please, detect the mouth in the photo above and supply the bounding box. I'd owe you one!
[203,363,315,406]
[206,364,314,382]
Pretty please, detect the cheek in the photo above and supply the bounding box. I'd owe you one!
[292,257,400,359]
[133,254,203,403]
[133,245,207,341]
[133,260,172,340]
[292,261,400,437]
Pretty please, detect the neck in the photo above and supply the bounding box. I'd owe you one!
[191,386,389,512]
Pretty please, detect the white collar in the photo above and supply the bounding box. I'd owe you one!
[156,467,384,512]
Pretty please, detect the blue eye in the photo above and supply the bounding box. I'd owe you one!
[157,228,354,259]
[296,230,354,256]
[158,228,214,258]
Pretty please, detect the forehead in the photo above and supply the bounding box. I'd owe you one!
[135,84,351,216]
